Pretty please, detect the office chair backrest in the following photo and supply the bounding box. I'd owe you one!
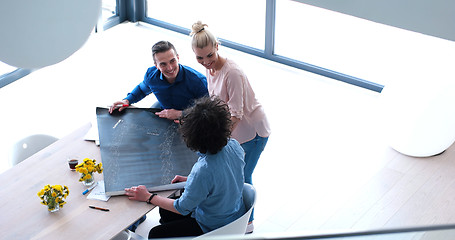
[9,134,58,166]
[195,183,256,238]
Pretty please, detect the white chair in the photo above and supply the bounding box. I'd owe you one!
[195,183,256,239]
[9,134,58,166]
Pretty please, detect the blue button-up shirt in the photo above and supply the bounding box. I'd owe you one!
[125,64,208,110]
[174,139,246,233]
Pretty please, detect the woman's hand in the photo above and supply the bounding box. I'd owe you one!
[231,116,241,131]
[124,185,151,202]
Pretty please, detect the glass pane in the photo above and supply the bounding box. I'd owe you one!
[0,61,16,76]
[101,0,117,22]
[146,0,265,50]
[275,0,455,87]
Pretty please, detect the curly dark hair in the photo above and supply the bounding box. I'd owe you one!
[179,96,232,154]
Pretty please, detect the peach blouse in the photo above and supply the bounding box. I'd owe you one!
[206,59,271,144]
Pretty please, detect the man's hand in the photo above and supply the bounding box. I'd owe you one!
[124,185,151,202]
[155,109,182,120]
[109,99,130,114]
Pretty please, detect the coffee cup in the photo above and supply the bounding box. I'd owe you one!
[68,159,78,170]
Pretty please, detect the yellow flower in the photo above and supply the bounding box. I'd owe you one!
[37,189,44,196]
[75,158,103,181]
[37,184,69,211]
[53,185,62,192]
[83,158,93,165]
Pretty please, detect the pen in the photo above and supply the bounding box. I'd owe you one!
[114,104,129,108]
[89,205,110,211]
[82,182,98,195]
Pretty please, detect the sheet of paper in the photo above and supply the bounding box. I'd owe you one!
[87,180,111,201]
[84,118,100,145]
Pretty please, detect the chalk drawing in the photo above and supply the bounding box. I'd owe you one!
[96,107,198,196]
[159,124,178,184]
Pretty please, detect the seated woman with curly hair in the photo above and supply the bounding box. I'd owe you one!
[125,96,246,238]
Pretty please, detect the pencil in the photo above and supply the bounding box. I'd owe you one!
[89,205,109,211]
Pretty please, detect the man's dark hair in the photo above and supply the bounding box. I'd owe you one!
[151,41,178,63]
[179,96,232,154]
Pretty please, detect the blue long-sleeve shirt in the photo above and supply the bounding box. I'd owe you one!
[125,64,208,110]
[174,139,246,233]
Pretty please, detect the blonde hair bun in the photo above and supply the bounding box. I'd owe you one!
[190,21,218,48]
[190,21,208,36]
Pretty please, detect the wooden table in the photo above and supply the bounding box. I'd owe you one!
[0,123,175,240]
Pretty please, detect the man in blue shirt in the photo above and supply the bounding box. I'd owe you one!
[109,41,208,120]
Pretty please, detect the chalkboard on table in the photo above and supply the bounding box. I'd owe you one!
[96,107,198,196]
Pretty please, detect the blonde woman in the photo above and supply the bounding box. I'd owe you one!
[190,21,271,233]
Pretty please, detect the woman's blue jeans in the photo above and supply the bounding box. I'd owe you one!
[241,134,269,222]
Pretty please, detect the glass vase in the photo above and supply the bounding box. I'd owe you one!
[82,173,95,186]
[47,201,60,212]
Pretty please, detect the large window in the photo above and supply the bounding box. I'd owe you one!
[275,1,393,86]
[141,0,455,92]
[275,1,454,88]
[144,0,384,92]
